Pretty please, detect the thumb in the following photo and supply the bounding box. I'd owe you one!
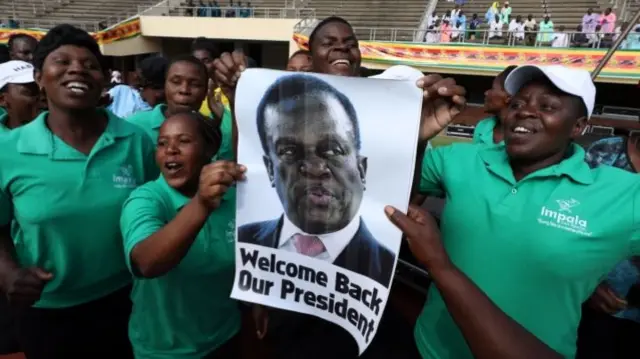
[384,206,414,234]
[30,268,53,281]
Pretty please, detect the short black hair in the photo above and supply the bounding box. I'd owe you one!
[167,54,208,82]
[256,74,361,153]
[0,45,9,64]
[308,16,354,53]
[190,37,219,58]
[166,109,222,156]
[32,24,104,72]
[8,34,37,52]
[139,55,169,89]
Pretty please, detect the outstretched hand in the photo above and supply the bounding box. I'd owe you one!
[416,74,467,142]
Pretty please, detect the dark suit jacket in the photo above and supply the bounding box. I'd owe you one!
[238,216,396,287]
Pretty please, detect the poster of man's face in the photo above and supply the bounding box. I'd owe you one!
[261,85,367,235]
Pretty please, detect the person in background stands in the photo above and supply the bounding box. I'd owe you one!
[120,110,243,359]
[551,25,569,48]
[286,50,312,72]
[576,135,640,359]
[190,37,226,120]
[427,11,438,27]
[0,60,41,133]
[489,14,503,39]
[500,1,511,24]
[485,1,499,23]
[0,45,9,63]
[572,25,590,47]
[600,7,616,34]
[537,15,554,42]
[440,19,452,42]
[226,0,236,17]
[582,8,599,34]
[588,24,603,48]
[508,15,525,42]
[523,14,537,45]
[472,65,517,145]
[8,34,38,63]
[468,14,481,40]
[0,24,158,359]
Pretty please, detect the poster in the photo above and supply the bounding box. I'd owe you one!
[231,68,421,354]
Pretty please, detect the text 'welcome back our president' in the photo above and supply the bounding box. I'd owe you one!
[237,74,396,287]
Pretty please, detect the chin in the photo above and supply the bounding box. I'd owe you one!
[163,175,189,190]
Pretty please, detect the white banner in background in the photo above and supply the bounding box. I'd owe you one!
[231,68,421,355]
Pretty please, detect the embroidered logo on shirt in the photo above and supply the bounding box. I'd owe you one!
[538,199,592,236]
[556,198,580,213]
[112,164,138,189]
[225,220,235,243]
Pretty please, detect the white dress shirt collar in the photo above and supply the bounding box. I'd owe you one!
[278,214,361,262]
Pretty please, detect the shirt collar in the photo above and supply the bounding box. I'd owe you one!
[149,104,168,130]
[278,214,361,262]
[16,109,136,155]
[478,142,594,185]
[0,113,9,133]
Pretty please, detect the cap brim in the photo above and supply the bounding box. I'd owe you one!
[504,65,546,96]
[7,72,35,85]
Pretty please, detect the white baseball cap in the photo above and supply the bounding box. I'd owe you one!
[504,65,595,118]
[369,65,424,82]
[0,60,35,91]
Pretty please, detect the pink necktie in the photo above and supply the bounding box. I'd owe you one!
[292,234,326,257]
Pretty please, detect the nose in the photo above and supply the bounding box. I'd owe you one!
[164,140,180,155]
[514,103,536,119]
[300,156,330,178]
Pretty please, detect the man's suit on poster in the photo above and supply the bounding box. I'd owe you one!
[237,216,395,287]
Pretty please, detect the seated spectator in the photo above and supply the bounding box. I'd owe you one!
[485,1,499,23]
[197,0,208,16]
[210,1,221,17]
[451,4,462,22]
[500,1,511,24]
[226,0,235,17]
[457,10,467,28]
[489,14,503,39]
[623,24,640,49]
[536,15,554,42]
[582,8,599,34]
[451,20,465,41]
[442,10,452,23]
[508,15,525,42]
[468,13,481,40]
[600,7,616,34]
[551,25,569,47]
[425,25,439,43]
[185,0,195,16]
[524,14,537,45]
[572,25,590,47]
[427,11,439,27]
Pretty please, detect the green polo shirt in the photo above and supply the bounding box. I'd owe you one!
[416,142,640,358]
[472,116,499,145]
[0,110,159,308]
[0,107,6,118]
[126,105,234,161]
[120,176,239,359]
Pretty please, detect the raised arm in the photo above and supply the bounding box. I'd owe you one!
[385,205,563,359]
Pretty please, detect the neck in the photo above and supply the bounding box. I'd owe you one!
[4,114,30,130]
[46,104,105,141]
[510,147,570,181]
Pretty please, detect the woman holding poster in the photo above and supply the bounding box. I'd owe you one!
[120,110,246,358]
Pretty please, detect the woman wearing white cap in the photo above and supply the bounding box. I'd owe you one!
[0,60,41,133]
[393,64,640,358]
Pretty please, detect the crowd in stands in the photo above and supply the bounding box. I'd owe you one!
[0,10,640,359]
[184,0,254,17]
[424,2,640,49]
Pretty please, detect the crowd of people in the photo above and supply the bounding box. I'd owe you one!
[0,12,638,359]
[183,0,254,18]
[424,2,640,49]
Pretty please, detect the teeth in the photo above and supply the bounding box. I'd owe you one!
[165,162,181,169]
[332,59,350,66]
[66,81,89,90]
[514,126,532,134]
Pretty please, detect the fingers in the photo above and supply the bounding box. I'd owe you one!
[593,285,627,314]
[384,206,417,237]
[204,161,247,181]
[30,268,53,281]
[406,204,429,225]
[231,50,247,73]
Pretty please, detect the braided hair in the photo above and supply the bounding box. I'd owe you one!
[166,109,223,160]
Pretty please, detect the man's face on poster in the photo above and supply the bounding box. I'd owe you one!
[263,93,367,235]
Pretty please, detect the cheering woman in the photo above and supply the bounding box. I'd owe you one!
[0,24,157,358]
[120,110,244,358]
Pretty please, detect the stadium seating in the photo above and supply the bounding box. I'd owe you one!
[434,0,600,30]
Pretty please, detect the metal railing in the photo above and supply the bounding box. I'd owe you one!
[295,25,640,49]
[138,6,316,19]
[17,18,102,32]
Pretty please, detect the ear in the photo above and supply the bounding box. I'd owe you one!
[570,117,588,139]
[357,155,368,186]
[263,155,275,187]
[0,92,7,108]
[34,70,42,90]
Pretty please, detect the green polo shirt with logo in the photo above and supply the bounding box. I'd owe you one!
[416,142,640,359]
[472,116,499,145]
[0,110,159,308]
[126,105,234,162]
[0,112,10,134]
[120,176,239,359]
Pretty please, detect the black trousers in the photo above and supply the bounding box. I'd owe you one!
[203,333,240,359]
[14,285,133,359]
[0,295,20,354]
[577,305,640,359]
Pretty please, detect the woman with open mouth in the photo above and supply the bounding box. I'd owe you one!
[120,110,245,359]
[0,24,158,358]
